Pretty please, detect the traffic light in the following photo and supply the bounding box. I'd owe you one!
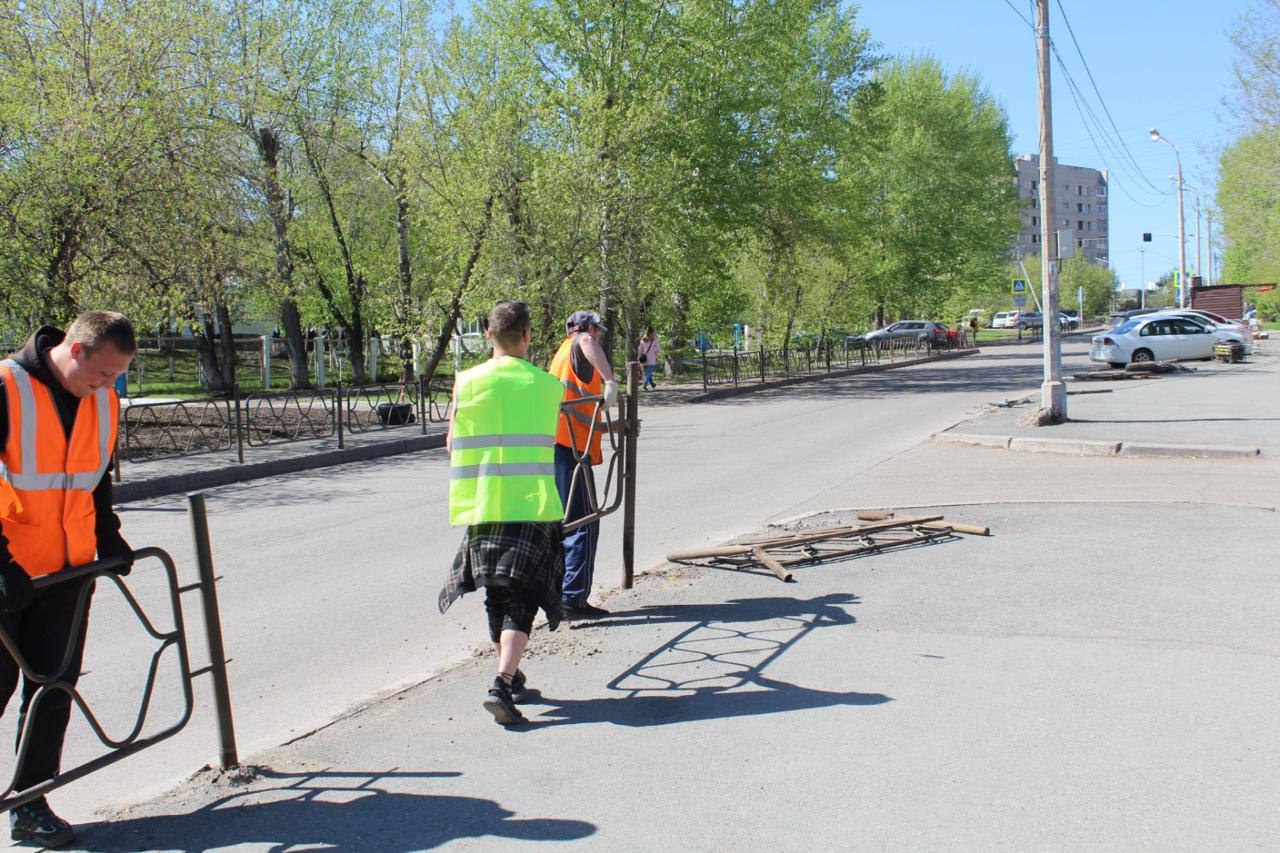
[1142,232,1152,242]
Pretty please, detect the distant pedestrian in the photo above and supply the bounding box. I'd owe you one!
[439,300,566,726]
[637,327,659,390]
[968,315,979,346]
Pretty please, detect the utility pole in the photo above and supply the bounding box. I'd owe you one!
[1138,247,1146,308]
[1035,0,1065,419]
[1195,197,1203,280]
[1150,129,1187,307]
[1206,212,1214,286]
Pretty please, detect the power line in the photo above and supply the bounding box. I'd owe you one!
[1051,45,1166,209]
[1053,0,1171,197]
[999,0,1034,30]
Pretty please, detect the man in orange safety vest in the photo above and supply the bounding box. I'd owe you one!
[0,311,135,847]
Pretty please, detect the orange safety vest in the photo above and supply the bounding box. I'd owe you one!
[549,335,604,465]
[0,359,118,576]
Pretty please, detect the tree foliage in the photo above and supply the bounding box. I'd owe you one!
[1,0,1024,376]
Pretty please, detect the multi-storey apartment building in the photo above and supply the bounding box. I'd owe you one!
[1013,153,1109,266]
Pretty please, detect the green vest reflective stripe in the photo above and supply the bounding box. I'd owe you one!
[449,355,565,526]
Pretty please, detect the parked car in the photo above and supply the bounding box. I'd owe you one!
[1015,311,1043,330]
[991,311,1014,329]
[862,320,945,345]
[1107,307,1161,328]
[1148,310,1252,355]
[1090,315,1242,367]
[1058,312,1080,331]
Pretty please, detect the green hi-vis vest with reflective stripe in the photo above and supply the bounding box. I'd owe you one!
[449,355,565,526]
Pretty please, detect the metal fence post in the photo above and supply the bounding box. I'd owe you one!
[759,348,766,383]
[186,492,239,770]
[700,342,708,391]
[233,386,245,464]
[732,346,739,386]
[622,361,639,589]
[419,375,428,435]
[335,381,345,449]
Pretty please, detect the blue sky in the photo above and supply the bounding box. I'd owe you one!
[855,0,1251,292]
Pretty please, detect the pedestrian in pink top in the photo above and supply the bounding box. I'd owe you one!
[637,327,659,390]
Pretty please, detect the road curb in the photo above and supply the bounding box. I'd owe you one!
[687,348,978,402]
[930,430,1262,460]
[1118,441,1262,459]
[115,434,446,503]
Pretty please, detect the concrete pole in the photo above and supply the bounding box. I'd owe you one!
[1035,0,1066,418]
[315,329,326,386]
[1195,197,1203,280]
[1206,213,1214,286]
[261,335,270,390]
[1176,160,1187,307]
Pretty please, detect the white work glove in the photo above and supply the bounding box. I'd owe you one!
[602,380,618,406]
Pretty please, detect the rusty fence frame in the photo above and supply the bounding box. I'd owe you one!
[0,495,238,812]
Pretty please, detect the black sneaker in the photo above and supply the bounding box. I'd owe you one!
[483,678,525,726]
[563,603,610,620]
[10,796,76,848]
[510,668,527,694]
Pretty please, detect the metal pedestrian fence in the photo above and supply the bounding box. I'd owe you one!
[0,494,238,813]
[691,333,975,392]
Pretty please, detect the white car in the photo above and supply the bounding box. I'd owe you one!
[991,311,1014,329]
[1152,310,1252,355]
[1090,315,1243,367]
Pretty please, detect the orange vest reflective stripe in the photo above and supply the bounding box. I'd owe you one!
[0,359,118,576]
[549,335,603,465]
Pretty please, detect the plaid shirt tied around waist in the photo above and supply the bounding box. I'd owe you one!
[438,521,564,630]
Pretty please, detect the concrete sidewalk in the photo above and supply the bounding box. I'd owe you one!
[67,343,1280,850]
[934,343,1279,457]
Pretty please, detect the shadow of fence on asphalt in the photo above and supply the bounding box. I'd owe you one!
[526,594,890,729]
[77,769,596,852]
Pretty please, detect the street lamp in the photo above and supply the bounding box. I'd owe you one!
[1149,128,1188,307]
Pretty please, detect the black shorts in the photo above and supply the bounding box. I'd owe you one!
[484,585,539,641]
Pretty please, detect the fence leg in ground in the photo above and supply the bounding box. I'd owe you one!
[622,362,640,589]
[187,493,239,770]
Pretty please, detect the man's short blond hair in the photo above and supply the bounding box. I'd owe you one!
[67,311,137,356]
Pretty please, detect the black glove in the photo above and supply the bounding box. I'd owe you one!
[0,561,34,613]
[98,538,134,576]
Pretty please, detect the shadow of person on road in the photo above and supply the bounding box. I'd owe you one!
[525,594,891,729]
[74,769,596,853]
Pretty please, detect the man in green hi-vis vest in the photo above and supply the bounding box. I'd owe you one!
[438,300,566,726]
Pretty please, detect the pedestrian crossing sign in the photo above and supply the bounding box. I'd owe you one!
[1011,278,1027,294]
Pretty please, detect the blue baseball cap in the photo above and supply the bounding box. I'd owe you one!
[566,310,606,332]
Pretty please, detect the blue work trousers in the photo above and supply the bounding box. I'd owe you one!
[554,443,599,608]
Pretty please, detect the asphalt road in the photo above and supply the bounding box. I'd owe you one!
[0,338,1205,825]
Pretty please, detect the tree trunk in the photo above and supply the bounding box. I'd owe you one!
[665,290,688,375]
[256,126,311,389]
[421,194,494,384]
[193,313,231,395]
[279,298,309,389]
[215,300,237,391]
